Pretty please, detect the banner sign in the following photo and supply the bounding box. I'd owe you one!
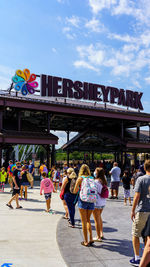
[41,74,143,110]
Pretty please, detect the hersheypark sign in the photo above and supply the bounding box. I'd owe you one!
[12,69,143,110]
[40,74,143,110]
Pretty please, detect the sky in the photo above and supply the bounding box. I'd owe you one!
[1,0,150,147]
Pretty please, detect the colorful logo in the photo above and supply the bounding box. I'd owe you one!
[12,69,38,96]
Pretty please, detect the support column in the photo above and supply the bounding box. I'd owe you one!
[121,151,123,170]
[47,145,50,170]
[124,152,127,167]
[134,152,137,168]
[92,151,94,163]
[121,121,124,140]
[0,110,3,131]
[114,152,117,162]
[116,152,120,163]
[18,111,21,131]
[47,113,50,133]
[136,123,140,141]
[51,144,55,167]
[0,146,2,167]
[66,131,70,167]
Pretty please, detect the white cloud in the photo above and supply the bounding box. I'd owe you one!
[112,0,134,16]
[76,44,105,65]
[74,60,99,72]
[62,27,76,39]
[66,16,80,27]
[108,33,137,43]
[85,18,106,33]
[63,27,71,33]
[89,0,117,14]
[145,77,150,84]
[131,80,141,89]
[52,48,57,53]
[56,0,64,3]
[51,131,77,149]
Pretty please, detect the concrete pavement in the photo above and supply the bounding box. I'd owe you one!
[0,184,144,267]
[0,184,66,267]
[57,186,144,267]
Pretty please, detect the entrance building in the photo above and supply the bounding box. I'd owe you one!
[0,90,150,168]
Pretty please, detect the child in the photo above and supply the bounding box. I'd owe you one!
[40,171,55,212]
[0,167,7,192]
[122,170,132,206]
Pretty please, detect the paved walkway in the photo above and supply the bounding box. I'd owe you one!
[57,186,144,267]
[0,184,144,267]
[0,184,66,267]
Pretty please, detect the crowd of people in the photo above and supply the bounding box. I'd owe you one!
[1,158,150,266]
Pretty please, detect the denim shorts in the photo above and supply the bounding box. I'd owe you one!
[94,205,105,209]
[78,197,94,210]
[44,193,52,200]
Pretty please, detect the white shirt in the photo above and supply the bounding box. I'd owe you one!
[110,166,121,182]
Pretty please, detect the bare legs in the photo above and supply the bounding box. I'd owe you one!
[111,189,119,198]
[7,193,20,208]
[62,199,69,218]
[46,198,51,212]
[20,186,28,199]
[79,209,93,245]
[139,237,150,267]
[132,236,140,256]
[124,197,132,205]
[93,208,103,239]
[53,182,58,192]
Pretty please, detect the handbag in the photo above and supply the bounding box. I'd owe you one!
[26,172,33,183]
[60,189,65,200]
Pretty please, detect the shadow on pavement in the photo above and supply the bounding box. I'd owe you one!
[23,208,45,212]
[92,238,133,257]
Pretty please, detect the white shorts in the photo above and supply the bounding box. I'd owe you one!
[124,189,130,198]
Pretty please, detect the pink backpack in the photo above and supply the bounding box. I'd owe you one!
[99,184,109,199]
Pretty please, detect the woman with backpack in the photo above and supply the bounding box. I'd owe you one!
[93,167,108,242]
[61,168,77,228]
[74,164,96,247]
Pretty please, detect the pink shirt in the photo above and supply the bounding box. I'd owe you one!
[40,178,54,194]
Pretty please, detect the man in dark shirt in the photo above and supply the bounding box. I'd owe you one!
[6,162,22,209]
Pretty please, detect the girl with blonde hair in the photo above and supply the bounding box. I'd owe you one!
[74,164,95,247]
[93,167,107,241]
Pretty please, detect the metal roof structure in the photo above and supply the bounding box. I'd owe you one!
[0,90,150,163]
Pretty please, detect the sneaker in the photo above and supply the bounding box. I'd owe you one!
[109,196,114,199]
[129,257,140,266]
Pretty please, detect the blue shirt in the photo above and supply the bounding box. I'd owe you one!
[28,163,34,174]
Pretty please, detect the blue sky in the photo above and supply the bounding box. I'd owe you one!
[1,0,150,147]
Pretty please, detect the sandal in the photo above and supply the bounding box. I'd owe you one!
[68,223,75,228]
[81,241,89,247]
[89,241,94,246]
[93,237,102,242]
[6,203,13,209]
[63,216,68,219]
[16,206,23,209]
